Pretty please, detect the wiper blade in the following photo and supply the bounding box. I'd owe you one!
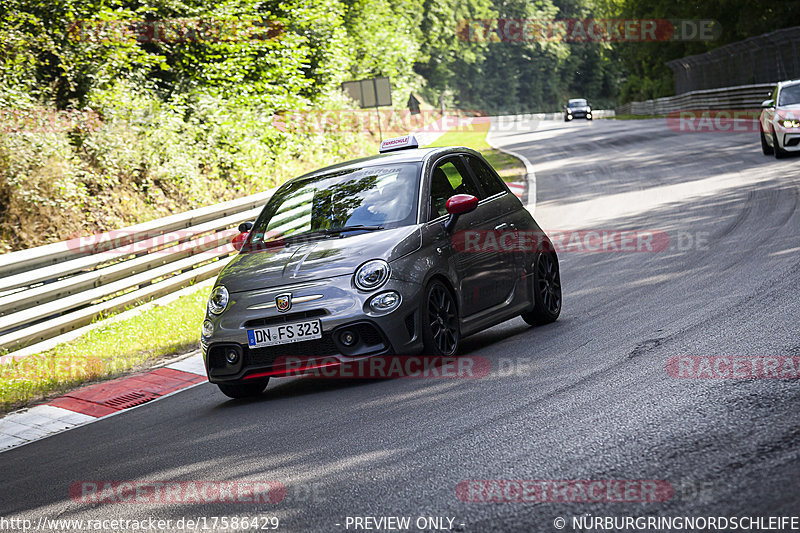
[316,225,384,234]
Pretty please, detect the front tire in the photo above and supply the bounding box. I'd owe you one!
[521,251,562,326]
[217,379,269,399]
[773,131,789,159]
[421,280,460,356]
[761,129,774,155]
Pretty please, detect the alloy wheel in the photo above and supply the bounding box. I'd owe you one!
[427,284,458,355]
[536,253,562,316]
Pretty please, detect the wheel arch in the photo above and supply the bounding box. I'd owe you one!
[423,272,460,314]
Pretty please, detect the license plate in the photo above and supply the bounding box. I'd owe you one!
[247,319,322,348]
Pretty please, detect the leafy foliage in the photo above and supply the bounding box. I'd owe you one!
[2,0,798,250]
[602,0,800,102]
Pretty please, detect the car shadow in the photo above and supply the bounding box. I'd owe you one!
[211,350,495,407]
[212,376,381,408]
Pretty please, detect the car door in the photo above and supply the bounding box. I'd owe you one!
[462,154,521,308]
[425,154,515,317]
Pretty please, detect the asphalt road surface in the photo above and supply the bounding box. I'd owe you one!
[2,118,800,532]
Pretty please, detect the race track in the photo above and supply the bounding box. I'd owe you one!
[2,118,800,532]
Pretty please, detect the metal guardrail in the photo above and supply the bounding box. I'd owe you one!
[0,190,274,356]
[615,83,775,116]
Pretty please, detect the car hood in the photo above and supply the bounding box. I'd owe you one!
[568,106,590,112]
[777,103,800,113]
[217,225,422,293]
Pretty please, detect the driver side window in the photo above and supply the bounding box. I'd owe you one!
[428,159,480,221]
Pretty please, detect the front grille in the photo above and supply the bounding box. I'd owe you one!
[243,309,327,328]
[207,344,242,376]
[404,312,416,339]
[354,323,383,346]
[209,348,225,369]
[245,333,339,367]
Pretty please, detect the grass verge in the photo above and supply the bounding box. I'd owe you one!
[0,286,211,414]
[425,121,526,181]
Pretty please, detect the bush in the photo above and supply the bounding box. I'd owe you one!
[0,0,416,252]
[0,81,374,251]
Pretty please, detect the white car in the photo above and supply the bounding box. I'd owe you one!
[760,80,800,159]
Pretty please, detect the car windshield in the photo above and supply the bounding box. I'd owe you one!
[568,99,587,107]
[246,163,420,247]
[779,84,800,106]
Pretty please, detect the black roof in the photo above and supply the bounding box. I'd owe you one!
[293,146,482,182]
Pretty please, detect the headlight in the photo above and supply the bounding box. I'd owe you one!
[201,319,214,337]
[779,119,800,128]
[369,291,401,313]
[207,286,229,315]
[354,260,390,291]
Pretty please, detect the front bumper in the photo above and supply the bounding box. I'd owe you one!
[567,110,591,119]
[776,129,800,151]
[201,275,425,383]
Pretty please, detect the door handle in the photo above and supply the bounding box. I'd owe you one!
[494,223,516,231]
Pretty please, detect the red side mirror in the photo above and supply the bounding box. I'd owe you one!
[446,194,479,215]
[231,231,249,251]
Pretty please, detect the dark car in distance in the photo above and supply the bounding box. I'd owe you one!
[201,135,562,398]
[565,99,592,121]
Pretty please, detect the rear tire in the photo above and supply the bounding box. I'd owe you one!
[421,280,460,356]
[217,379,269,399]
[521,252,562,326]
[761,129,774,155]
